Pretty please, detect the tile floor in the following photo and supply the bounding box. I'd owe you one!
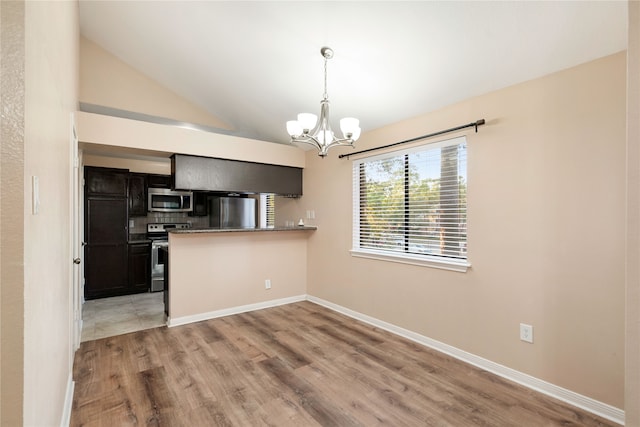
[81,292,166,342]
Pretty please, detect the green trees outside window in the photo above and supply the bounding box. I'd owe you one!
[355,138,467,260]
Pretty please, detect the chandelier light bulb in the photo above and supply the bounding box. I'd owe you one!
[297,113,318,133]
[285,47,361,157]
[340,117,360,138]
[286,120,303,137]
[350,126,362,142]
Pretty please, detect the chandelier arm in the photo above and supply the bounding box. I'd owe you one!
[325,138,355,150]
[291,136,322,151]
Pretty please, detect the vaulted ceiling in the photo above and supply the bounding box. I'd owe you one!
[79,1,628,145]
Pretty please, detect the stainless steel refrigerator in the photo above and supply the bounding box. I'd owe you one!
[209,197,256,229]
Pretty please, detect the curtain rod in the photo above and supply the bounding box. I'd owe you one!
[338,119,486,159]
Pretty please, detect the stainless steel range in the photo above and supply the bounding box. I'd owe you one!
[147,222,190,292]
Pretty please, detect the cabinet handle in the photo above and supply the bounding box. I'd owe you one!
[73,258,81,264]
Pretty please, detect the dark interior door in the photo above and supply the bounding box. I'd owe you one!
[84,197,128,299]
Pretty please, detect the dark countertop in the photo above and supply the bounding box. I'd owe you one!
[169,226,317,234]
[128,233,152,244]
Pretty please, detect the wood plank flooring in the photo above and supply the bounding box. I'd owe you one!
[71,301,618,426]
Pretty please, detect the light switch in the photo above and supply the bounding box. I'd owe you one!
[32,176,40,215]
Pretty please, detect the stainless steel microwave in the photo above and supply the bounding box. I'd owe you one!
[147,188,193,213]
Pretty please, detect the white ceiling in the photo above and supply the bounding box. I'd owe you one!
[79,1,628,145]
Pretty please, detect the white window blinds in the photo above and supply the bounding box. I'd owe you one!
[260,193,275,228]
[266,194,275,228]
[352,137,467,265]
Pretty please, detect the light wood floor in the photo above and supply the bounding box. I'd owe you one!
[71,301,618,426]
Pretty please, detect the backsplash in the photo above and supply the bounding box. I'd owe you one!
[129,212,210,234]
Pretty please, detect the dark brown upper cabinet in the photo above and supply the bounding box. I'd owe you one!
[128,173,147,217]
[85,166,129,197]
[147,174,172,189]
[171,154,303,196]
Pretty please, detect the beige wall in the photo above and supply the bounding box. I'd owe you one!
[626,1,640,424]
[1,2,26,425]
[168,232,309,320]
[301,52,627,408]
[1,1,78,426]
[80,36,231,131]
[24,1,78,425]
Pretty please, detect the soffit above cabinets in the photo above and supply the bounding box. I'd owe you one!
[76,112,306,169]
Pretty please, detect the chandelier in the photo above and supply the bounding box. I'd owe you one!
[286,47,361,157]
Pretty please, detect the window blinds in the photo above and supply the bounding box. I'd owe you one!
[259,193,275,228]
[353,137,467,260]
[266,194,275,228]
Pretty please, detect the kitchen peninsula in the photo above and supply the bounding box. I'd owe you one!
[165,226,316,326]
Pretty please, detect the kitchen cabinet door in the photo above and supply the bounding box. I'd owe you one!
[85,166,129,197]
[84,244,129,299]
[128,243,150,291]
[84,197,129,299]
[129,173,147,216]
[86,197,128,244]
[172,154,303,196]
[189,191,209,216]
[147,174,172,189]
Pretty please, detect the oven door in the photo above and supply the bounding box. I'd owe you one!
[151,240,169,292]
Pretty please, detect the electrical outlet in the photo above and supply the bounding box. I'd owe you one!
[265,279,271,290]
[520,323,533,343]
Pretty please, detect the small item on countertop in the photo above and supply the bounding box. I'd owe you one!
[298,219,304,226]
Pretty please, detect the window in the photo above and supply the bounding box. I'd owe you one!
[352,136,469,272]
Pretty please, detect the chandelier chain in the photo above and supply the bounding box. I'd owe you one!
[323,56,328,100]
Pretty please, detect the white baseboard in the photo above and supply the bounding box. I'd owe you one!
[306,295,625,426]
[60,374,75,427]
[167,295,307,327]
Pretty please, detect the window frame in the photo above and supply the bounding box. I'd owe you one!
[351,136,471,273]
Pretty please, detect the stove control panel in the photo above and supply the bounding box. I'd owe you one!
[147,223,191,233]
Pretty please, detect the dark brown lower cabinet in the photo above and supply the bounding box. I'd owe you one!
[84,241,151,300]
[128,243,151,292]
[84,244,129,299]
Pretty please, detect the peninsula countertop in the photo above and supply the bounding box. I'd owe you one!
[168,226,317,234]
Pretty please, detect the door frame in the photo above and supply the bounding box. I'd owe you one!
[71,113,82,351]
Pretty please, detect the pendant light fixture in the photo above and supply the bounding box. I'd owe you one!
[286,47,361,157]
